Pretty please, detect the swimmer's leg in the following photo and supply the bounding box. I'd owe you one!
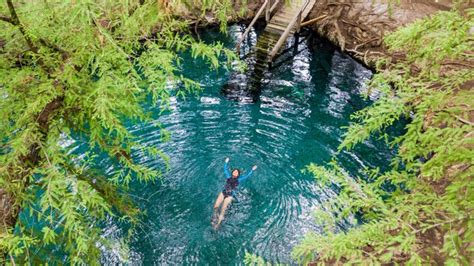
[212,192,225,225]
[214,196,233,229]
[213,192,224,210]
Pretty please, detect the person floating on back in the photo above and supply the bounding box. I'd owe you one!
[212,157,257,229]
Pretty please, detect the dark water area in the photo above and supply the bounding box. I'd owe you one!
[66,24,396,264]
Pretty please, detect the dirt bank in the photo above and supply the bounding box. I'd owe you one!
[305,0,457,67]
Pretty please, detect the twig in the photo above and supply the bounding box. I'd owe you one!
[449,222,460,257]
[341,19,371,32]
[454,115,474,126]
[194,19,201,40]
[9,254,16,266]
[442,60,474,68]
[354,37,379,50]
[300,15,327,27]
[440,110,474,126]
[368,51,386,56]
[346,48,364,56]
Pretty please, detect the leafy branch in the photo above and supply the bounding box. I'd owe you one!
[294,7,474,265]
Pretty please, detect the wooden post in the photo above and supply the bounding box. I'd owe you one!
[295,12,302,33]
[270,0,280,13]
[300,15,327,27]
[293,12,302,55]
[236,0,269,54]
[293,32,300,55]
[265,0,270,22]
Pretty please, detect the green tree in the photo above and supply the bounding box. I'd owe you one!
[294,7,473,265]
[0,0,240,263]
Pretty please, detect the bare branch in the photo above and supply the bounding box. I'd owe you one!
[0,14,13,24]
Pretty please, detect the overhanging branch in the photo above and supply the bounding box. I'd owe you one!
[6,0,38,53]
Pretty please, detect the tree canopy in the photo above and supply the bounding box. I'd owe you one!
[0,0,240,263]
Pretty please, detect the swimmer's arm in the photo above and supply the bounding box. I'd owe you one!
[224,158,231,178]
[239,165,257,182]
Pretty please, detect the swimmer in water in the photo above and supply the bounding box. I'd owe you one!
[212,157,257,229]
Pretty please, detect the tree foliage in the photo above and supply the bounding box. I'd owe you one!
[244,252,274,266]
[294,7,473,265]
[0,0,240,263]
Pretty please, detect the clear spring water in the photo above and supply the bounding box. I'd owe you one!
[68,24,395,264]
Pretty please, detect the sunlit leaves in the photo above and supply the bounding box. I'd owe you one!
[244,252,276,266]
[41,227,57,244]
[0,234,38,259]
[385,10,473,70]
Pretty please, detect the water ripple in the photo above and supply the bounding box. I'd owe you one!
[61,25,399,264]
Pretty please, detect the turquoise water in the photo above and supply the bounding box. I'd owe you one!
[71,25,394,264]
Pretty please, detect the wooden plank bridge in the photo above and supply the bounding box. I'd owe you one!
[236,0,317,62]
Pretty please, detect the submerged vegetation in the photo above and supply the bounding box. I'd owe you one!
[0,0,240,263]
[294,6,473,265]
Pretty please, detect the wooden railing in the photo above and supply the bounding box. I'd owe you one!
[267,0,310,61]
[235,0,280,54]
